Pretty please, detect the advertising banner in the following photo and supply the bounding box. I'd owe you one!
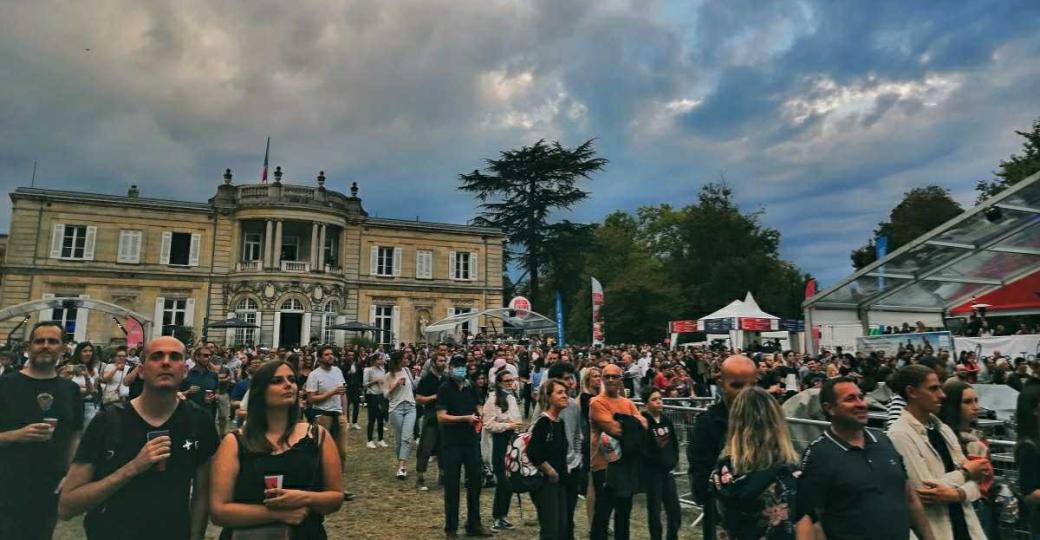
[669,320,698,333]
[856,331,956,355]
[591,277,605,346]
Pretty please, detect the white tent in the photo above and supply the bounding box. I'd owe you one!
[423,307,557,343]
[689,292,783,351]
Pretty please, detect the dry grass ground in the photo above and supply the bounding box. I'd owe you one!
[56,407,702,539]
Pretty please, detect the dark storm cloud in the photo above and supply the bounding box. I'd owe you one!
[0,0,1037,288]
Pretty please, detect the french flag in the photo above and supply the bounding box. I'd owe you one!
[260,137,270,183]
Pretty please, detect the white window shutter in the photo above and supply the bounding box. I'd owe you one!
[117,230,130,263]
[391,306,400,346]
[50,224,64,258]
[184,298,196,329]
[426,251,434,278]
[370,246,379,275]
[415,251,423,279]
[74,294,90,342]
[369,305,377,325]
[272,312,281,349]
[131,231,142,263]
[392,247,402,277]
[253,312,263,346]
[301,312,312,345]
[153,297,165,338]
[188,233,201,266]
[160,232,172,265]
[39,293,55,324]
[83,226,97,261]
[469,252,478,281]
[449,250,457,280]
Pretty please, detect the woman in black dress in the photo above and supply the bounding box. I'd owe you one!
[210,360,344,539]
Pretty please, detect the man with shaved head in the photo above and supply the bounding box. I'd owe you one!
[60,336,218,540]
[688,354,757,540]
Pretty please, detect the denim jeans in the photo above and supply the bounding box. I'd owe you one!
[389,401,417,461]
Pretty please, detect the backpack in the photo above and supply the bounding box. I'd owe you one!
[503,415,547,493]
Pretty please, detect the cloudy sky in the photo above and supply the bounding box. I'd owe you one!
[2,0,1038,286]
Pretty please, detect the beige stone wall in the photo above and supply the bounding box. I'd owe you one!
[0,188,505,347]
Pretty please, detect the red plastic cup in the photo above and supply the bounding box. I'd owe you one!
[264,474,284,497]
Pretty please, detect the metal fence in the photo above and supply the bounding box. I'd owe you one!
[657,403,1032,539]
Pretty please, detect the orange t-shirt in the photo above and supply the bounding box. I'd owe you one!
[588,393,641,472]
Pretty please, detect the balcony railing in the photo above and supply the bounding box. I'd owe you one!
[281,260,310,273]
[324,264,341,273]
[237,260,262,272]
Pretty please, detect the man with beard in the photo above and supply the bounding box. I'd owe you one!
[0,321,83,539]
[415,351,448,491]
[59,336,218,540]
[436,354,494,538]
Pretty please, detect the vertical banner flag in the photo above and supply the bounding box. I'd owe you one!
[591,277,605,346]
[805,277,819,352]
[260,136,271,184]
[875,235,888,290]
[555,291,566,347]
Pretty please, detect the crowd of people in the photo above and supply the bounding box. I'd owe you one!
[4,321,1040,539]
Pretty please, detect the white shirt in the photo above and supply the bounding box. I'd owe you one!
[304,366,346,413]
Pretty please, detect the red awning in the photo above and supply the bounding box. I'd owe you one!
[949,270,1040,315]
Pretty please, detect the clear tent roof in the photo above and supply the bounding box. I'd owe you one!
[805,171,1040,313]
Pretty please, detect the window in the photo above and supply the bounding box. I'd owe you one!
[50,298,78,342]
[377,246,394,276]
[281,236,299,262]
[450,251,477,281]
[50,224,96,260]
[324,235,337,267]
[162,298,187,336]
[450,307,474,335]
[373,305,393,345]
[281,298,304,311]
[235,298,259,345]
[243,233,262,261]
[117,230,142,263]
[322,301,340,344]
[416,250,433,279]
[161,232,201,266]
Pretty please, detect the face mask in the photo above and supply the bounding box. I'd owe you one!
[451,366,467,379]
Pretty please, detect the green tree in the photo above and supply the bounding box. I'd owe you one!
[850,186,963,269]
[976,117,1040,202]
[460,139,607,301]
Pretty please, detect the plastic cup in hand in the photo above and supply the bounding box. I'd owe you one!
[146,430,170,472]
[264,474,284,497]
[42,417,58,439]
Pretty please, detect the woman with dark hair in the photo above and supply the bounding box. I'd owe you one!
[210,360,343,539]
[482,370,522,530]
[363,353,387,449]
[939,379,999,539]
[1017,382,1040,537]
[384,352,417,479]
[70,342,100,423]
[473,372,489,404]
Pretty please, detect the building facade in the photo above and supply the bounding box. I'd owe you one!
[0,169,504,347]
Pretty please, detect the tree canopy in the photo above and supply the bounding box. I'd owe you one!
[976,117,1040,202]
[459,139,607,302]
[850,185,963,270]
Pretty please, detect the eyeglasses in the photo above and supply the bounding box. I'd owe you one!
[32,338,61,346]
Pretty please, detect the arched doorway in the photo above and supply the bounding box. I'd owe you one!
[274,297,307,349]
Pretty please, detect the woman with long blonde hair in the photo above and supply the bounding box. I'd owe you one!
[710,386,800,540]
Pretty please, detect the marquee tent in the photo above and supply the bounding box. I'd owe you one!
[423,307,557,343]
[804,170,1040,354]
[697,292,780,332]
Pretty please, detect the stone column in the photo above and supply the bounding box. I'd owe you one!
[264,219,274,269]
[310,222,320,269]
[318,224,327,271]
[273,220,283,269]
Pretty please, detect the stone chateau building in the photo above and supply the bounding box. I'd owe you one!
[0,167,504,347]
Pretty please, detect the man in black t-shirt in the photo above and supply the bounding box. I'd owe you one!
[59,336,218,540]
[436,354,493,538]
[415,351,447,491]
[0,321,83,540]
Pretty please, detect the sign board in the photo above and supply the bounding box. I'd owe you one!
[669,320,698,333]
[739,317,775,331]
[508,296,532,312]
[780,319,806,332]
[855,331,956,356]
[703,318,735,332]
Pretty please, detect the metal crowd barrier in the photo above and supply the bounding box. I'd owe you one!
[657,404,1032,538]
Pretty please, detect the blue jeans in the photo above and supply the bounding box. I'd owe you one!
[389,402,416,461]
